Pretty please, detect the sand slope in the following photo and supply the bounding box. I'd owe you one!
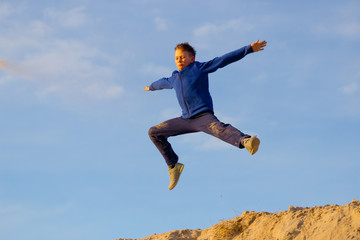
[118,199,360,240]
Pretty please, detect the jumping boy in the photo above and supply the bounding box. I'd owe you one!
[144,40,267,190]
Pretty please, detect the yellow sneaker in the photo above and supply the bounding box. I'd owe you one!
[243,136,260,155]
[168,163,184,190]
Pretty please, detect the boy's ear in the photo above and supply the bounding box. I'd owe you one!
[191,56,195,62]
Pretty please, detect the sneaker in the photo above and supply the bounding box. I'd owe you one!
[243,136,260,155]
[168,163,184,190]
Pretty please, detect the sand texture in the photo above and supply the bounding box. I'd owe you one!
[117,199,360,240]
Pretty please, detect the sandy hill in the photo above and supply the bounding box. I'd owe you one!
[117,199,360,240]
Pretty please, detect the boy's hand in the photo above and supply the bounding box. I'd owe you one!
[251,40,267,52]
[144,86,150,91]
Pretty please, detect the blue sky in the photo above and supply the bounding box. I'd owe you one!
[0,0,359,239]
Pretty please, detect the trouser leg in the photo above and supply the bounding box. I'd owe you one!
[148,117,197,167]
[148,112,250,167]
[194,112,250,148]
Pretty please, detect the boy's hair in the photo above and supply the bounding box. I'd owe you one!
[175,42,196,57]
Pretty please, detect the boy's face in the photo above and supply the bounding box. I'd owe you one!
[175,49,195,71]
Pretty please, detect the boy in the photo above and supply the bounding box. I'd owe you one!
[144,40,267,190]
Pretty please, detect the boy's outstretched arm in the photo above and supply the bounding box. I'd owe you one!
[251,40,267,52]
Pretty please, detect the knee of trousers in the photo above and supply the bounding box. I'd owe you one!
[148,126,160,138]
[148,127,155,138]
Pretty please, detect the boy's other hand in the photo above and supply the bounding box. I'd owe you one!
[144,86,150,91]
[251,40,267,52]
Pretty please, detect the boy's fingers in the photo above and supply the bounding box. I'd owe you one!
[251,40,267,52]
[257,40,267,51]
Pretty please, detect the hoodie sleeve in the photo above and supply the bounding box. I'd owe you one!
[198,44,254,73]
[149,77,173,91]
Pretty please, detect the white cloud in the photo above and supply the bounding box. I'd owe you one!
[314,22,360,39]
[28,20,52,36]
[142,63,172,77]
[197,137,235,150]
[335,22,360,38]
[0,72,11,86]
[193,23,218,38]
[312,3,360,40]
[160,108,179,119]
[215,113,240,126]
[178,133,234,151]
[340,82,359,95]
[0,59,35,79]
[0,2,25,19]
[0,3,126,102]
[193,18,253,38]
[192,18,255,50]
[1,20,123,101]
[44,6,87,28]
[0,2,13,19]
[0,201,74,234]
[154,17,167,31]
[82,83,124,100]
[0,2,26,21]
[19,39,123,100]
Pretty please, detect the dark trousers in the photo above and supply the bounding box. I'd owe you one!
[148,111,250,167]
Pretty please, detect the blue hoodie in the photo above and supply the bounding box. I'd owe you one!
[149,44,254,118]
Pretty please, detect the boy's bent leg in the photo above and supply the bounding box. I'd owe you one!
[196,113,252,149]
[148,117,197,167]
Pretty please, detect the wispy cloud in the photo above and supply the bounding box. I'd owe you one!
[0,59,35,79]
[28,20,52,36]
[23,40,122,99]
[44,6,87,28]
[0,2,13,19]
[1,39,123,100]
[160,108,179,119]
[154,17,168,31]
[312,2,360,40]
[192,18,255,50]
[0,2,24,19]
[340,82,359,95]
[82,83,124,100]
[142,63,172,77]
[193,18,253,38]
[178,133,233,151]
[0,201,74,235]
[335,22,360,38]
[314,22,360,39]
[0,3,123,101]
